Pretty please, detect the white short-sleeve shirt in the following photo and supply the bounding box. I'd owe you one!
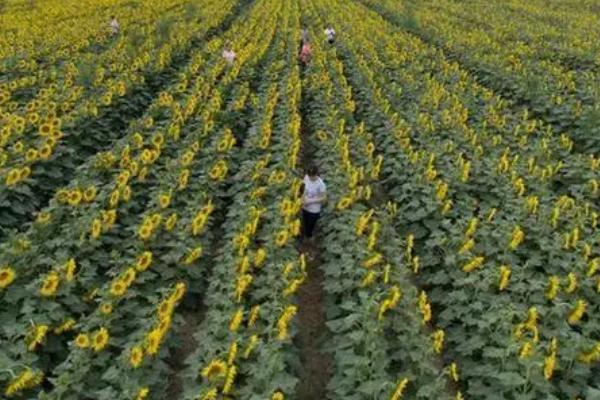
[110,20,120,35]
[222,50,236,64]
[325,28,336,40]
[303,175,326,213]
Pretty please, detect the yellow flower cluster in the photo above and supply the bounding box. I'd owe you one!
[143,282,186,356]
[0,265,16,290]
[378,286,402,321]
[277,305,298,341]
[4,368,44,397]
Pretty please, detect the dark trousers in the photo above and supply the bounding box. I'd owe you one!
[302,209,320,238]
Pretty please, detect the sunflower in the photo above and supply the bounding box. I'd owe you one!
[102,210,117,228]
[138,167,148,181]
[157,317,172,335]
[172,282,186,302]
[4,368,44,397]
[38,144,52,160]
[27,324,49,351]
[201,359,227,381]
[38,123,53,136]
[129,345,144,368]
[158,193,170,209]
[191,213,208,236]
[108,190,120,208]
[0,266,16,289]
[316,130,328,141]
[138,224,152,240]
[64,258,77,282]
[91,327,109,351]
[135,387,149,400]
[157,301,173,321]
[178,169,190,190]
[274,229,289,247]
[90,218,102,239]
[83,186,97,202]
[100,303,112,315]
[5,169,21,186]
[117,183,130,201]
[136,251,153,271]
[132,132,144,148]
[12,141,24,153]
[180,151,194,166]
[51,130,63,140]
[74,333,90,348]
[110,279,127,297]
[122,268,137,286]
[39,271,60,297]
[143,117,154,129]
[151,133,164,148]
[25,148,38,162]
[54,188,69,203]
[164,213,178,231]
[182,247,202,265]
[150,213,162,227]
[201,388,218,400]
[54,319,76,334]
[253,249,267,269]
[336,196,353,211]
[19,167,31,181]
[101,94,112,106]
[208,164,222,180]
[145,328,162,355]
[116,171,130,187]
[27,112,40,124]
[67,190,83,206]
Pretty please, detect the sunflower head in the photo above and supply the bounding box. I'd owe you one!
[75,333,90,348]
[40,272,60,297]
[110,279,127,297]
[100,303,113,315]
[201,359,227,381]
[136,251,153,271]
[38,123,53,136]
[129,345,144,368]
[0,266,16,289]
[91,327,109,352]
[83,186,97,202]
[145,328,162,355]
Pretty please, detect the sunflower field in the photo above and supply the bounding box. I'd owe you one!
[1,0,600,399]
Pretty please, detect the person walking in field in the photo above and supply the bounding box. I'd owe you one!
[301,165,327,239]
[109,16,120,36]
[299,40,312,65]
[222,42,236,64]
[301,27,309,44]
[324,26,336,44]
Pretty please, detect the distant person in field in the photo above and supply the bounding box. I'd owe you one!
[324,26,336,44]
[301,165,327,239]
[222,42,236,64]
[299,40,312,65]
[301,27,309,44]
[109,16,120,36]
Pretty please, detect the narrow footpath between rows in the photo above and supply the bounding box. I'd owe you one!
[294,61,333,400]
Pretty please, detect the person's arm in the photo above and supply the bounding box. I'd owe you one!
[303,183,327,205]
[303,195,325,205]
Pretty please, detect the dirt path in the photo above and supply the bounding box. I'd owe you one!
[294,61,333,400]
[295,241,332,400]
[165,304,204,398]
